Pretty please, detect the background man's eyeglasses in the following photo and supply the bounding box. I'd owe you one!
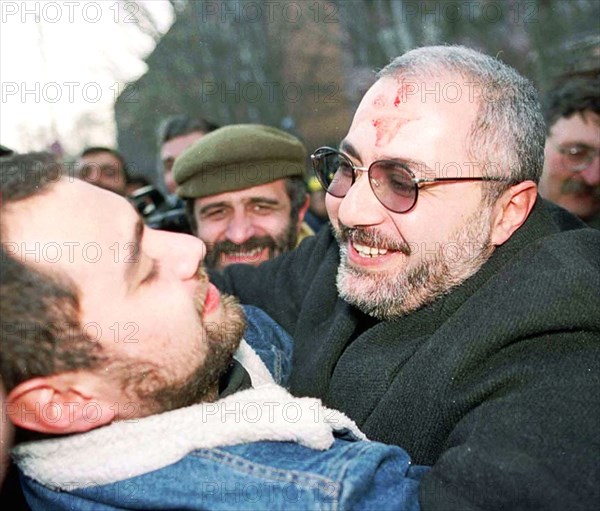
[554,144,600,172]
[311,147,504,214]
[81,164,119,179]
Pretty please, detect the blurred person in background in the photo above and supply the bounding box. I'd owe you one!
[539,75,600,228]
[134,115,221,234]
[158,115,219,195]
[77,146,128,196]
[305,175,329,232]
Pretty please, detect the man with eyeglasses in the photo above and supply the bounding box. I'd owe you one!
[77,146,129,196]
[212,46,600,510]
[539,76,600,229]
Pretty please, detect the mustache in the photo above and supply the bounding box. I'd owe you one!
[204,236,281,268]
[209,236,279,255]
[193,263,210,315]
[336,221,412,255]
[197,263,209,284]
[561,178,600,199]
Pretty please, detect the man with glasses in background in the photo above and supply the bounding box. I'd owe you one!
[212,46,600,510]
[539,75,600,228]
[77,146,129,196]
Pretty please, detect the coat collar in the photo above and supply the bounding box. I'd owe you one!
[13,339,365,491]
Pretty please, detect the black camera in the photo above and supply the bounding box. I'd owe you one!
[129,185,192,234]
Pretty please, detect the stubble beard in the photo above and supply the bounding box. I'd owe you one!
[143,293,246,413]
[334,206,495,320]
[117,272,247,417]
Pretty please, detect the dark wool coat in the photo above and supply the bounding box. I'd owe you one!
[212,198,600,511]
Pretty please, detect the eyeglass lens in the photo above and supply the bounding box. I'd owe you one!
[313,149,417,213]
[559,144,599,172]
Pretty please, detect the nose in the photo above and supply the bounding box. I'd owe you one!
[156,230,206,280]
[224,212,256,244]
[579,156,600,187]
[336,171,386,227]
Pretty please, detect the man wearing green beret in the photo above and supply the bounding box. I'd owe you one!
[173,124,313,269]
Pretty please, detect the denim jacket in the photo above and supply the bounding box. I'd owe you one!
[15,306,427,510]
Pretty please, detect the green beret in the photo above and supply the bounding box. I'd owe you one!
[173,124,307,198]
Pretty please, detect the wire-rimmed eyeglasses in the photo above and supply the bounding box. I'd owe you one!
[311,147,505,214]
[553,143,600,173]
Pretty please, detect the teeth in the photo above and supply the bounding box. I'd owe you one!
[353,242,388,257]
[231,247,263,258]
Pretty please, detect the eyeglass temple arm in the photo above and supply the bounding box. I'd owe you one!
[414,176,505,184]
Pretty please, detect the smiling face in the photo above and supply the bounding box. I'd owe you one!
[193,179,298,268]
[4,179,245,420]
[327,76,498,319]
[540,111,600,220]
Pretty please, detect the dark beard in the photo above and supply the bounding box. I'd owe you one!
[204,221,298,269]
[145,294,246,411]
[118,287,246,415]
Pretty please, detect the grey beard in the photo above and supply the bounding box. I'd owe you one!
[334,207,495,319]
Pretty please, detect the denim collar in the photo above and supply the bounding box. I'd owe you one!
[13,339,366,491]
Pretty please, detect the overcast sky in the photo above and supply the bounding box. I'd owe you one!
[0,0,174,155]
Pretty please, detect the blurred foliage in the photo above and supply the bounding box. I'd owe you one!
[115,0,599,182]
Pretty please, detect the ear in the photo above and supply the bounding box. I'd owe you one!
[6,375,116,434]
[296,194,310,231]
[490,181,538,246]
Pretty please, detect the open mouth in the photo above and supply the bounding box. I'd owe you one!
[224,246,264,259]
[352,241,389,257]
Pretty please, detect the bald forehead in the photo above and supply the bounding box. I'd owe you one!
[360,75,483,113]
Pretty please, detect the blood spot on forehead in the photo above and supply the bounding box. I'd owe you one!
[371,84,413,109]
[393,80,418,107]
[373,94,387,108]
[371,117,413,147]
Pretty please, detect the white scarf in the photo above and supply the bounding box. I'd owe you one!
[13,339,366,490]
